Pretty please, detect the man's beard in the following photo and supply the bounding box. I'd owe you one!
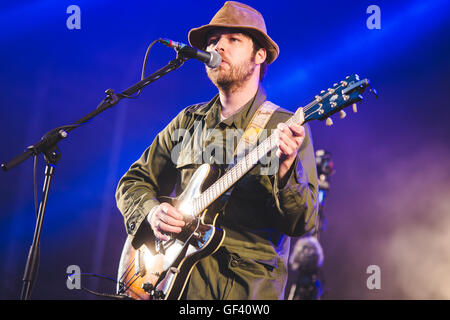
[206,53,257,93]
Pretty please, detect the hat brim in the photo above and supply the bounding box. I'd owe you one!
[188,24,279,64]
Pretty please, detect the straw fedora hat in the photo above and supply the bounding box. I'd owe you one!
[188,1,279,64]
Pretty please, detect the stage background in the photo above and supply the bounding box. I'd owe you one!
[0,0,449,299]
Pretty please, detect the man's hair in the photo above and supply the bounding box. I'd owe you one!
[249,36,268,82]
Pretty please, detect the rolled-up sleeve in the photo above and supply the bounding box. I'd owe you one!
[115,112,183,247]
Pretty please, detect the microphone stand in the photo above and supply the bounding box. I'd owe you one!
[2,51,188,300]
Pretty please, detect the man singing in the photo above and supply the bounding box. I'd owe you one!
[116,1,318,300]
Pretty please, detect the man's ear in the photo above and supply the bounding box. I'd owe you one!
[255,47,267,65]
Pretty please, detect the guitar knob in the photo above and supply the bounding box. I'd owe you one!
[352,103,358,113]
[141,282,154,293]
[339,110,347,119]
[325,118,333,126]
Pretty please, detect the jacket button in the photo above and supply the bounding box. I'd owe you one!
[129,222,136,231]
[230,258,240,268]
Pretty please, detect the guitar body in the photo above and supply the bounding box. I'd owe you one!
[116,163,226,300]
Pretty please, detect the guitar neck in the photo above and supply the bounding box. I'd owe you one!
[193,116,297,216]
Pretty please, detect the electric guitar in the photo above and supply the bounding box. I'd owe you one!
[116,74,376,300]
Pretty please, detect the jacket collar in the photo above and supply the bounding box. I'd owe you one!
[187,85,268,129]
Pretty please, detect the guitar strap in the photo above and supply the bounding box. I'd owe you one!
[233,100,279,159]
[221,100,279,202]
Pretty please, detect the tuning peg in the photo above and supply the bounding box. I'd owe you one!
[352,103,358,113]
[339,110,347,119]
[325,118,333,126]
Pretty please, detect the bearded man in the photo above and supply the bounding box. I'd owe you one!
[116,1,319,300]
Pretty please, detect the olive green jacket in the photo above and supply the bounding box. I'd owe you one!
[115,86,319,285]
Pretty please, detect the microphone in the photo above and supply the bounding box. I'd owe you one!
[159,38,222,69]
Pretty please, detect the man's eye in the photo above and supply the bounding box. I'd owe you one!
[208,38,218,46]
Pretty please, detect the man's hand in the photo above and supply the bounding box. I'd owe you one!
[275,122,305,181]
[148,203,185,241]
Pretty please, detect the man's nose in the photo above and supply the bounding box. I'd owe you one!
[214,37,226,52]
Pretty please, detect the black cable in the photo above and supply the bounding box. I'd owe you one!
[33,155,38,217]
[67,272,134,300]
[92,40,159,107]
[136,39,160,97]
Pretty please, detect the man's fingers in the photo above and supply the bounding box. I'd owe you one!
[275,123,305,159]
[277,123,305,137]
[278,139,295,158]
[289,124,305,137]
[154,229,170,241]
[277,123,289,134]
[278,129,298,152]
[157,220,183,234]
[160,203,184,221]
[152,203,185,241]
[157,211,185,227]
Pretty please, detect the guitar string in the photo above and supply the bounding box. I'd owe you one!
[121,254,137,279]
[120,272,136,293]
[119,261,138,291]
[119,258,136,285]
[122,274,140,295]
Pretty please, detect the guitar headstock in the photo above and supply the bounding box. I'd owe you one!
[292,74,377,126]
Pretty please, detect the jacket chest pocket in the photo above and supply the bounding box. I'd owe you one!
[175,151,203,194]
